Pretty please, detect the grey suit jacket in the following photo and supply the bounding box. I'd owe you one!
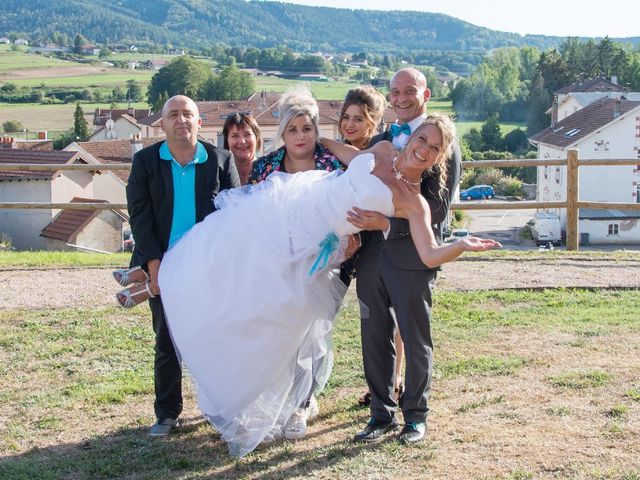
[357,129,461,271]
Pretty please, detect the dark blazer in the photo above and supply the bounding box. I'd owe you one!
[127,140,240,268]
[358,130,462,270]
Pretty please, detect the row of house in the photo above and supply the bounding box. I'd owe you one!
[2,80,639,252]
[0,91,397,252]
[529,76,640,244]
[90,91,396,154]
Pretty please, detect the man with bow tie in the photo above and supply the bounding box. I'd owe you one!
[351,68,461,444]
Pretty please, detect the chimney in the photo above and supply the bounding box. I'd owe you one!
[130,134,143,157]
[551,95,559,127]
[0,137,15,149]
[613,97,621,119]
[611,75,618,85]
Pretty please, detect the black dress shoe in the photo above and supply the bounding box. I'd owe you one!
[353,418,399,443]
[398,422,426,444]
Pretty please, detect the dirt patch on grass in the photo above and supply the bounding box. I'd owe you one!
[1,66,108,79]
[1,255,638,310]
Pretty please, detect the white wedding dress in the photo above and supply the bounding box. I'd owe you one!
[158,153,393,456]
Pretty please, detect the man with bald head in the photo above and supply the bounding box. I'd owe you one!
[127,95,240,436]
[352,68,461,444]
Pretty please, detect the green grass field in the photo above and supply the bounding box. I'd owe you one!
[0,249,638,478]
[456,120,526,137]
[0,48,73,71]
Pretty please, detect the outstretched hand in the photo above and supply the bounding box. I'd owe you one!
[456,237,502,252]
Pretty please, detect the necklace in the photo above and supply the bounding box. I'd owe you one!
[392,157,422,187]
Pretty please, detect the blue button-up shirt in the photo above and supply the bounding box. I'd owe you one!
[159,141,208,248]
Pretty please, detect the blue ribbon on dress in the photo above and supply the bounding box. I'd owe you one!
[308,232,339,276]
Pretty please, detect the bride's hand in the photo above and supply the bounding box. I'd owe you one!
[456,237,502,252]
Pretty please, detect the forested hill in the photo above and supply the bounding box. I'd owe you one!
[2,0,637,53]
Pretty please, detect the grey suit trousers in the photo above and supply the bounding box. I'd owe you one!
[356,239,436,424]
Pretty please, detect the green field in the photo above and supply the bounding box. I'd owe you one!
[456,120,526,137]
[0,250,638,479]
[0,46,73,71]
[0,102,150,134]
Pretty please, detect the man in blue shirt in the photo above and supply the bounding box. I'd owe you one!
[127,95,240,437]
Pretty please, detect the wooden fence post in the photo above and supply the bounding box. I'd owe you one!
[566,149,579,251]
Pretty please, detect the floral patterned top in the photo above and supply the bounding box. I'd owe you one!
[248,144,345,184]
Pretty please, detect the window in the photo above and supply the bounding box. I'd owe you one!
[555,167,562,184]
[608,224,619,235]
[544,166,549,179]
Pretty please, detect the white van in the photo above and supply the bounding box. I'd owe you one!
[529,212,562,246]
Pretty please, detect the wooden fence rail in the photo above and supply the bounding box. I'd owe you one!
[1,149,639,250]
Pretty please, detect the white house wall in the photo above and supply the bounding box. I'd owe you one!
[75,210,123,252]
[581,218,640,244]
[558,97,582,121]
[51,172,94,215]
[92,174,126,205]
[536,110,640,243]
[0,179,52,250]
[90,118,141,141]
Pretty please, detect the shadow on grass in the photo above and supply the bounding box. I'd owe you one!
[0,412,391,480]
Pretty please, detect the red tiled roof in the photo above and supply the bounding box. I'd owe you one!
[40,197,116,242]
[555,77,628,95]
[0,150,83,180]
[93,108,154,126]
[137,92,398,129]
[138,111,162,127]
[529,98,640,148]
[73,137,164,181]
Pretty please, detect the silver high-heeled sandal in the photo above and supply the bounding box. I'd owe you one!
[112,266,149,287]
[116,281,155,308]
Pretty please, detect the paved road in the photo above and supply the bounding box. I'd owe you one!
[458,200,536,249]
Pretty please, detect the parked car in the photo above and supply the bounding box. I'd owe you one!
[529,212,562,246]
[460,185,495,200]
[447,228,471,242]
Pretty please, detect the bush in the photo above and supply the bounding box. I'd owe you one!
[1,120,23,133]
[0,232,12,251]
[495,176,523,197]
[475,168,503,186]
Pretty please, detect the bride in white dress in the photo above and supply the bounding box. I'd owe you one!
[158,110,500,457]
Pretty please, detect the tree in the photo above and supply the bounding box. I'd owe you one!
[503,128,530,154]
[1,120,23,133]
[111,86,126,103]
[480,114,502,151]
[73,33,85,55]
[462,128,483,152]
[73,103,89,141]
[98,47,111,59]
[200,65,256,101]
[147,56,212,109]
[126,79,142,102]
[526,71,551,136]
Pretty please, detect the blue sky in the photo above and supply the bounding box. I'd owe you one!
[275,0,638,38]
